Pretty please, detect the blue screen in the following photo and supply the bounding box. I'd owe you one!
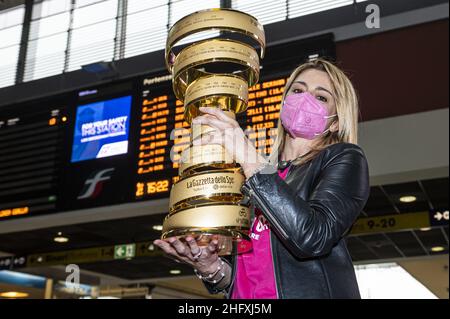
[71,95,132,163]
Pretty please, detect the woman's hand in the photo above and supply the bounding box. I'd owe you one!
[191,106,268,179]
[153,236,222,275]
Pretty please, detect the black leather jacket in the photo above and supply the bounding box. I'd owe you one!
[204,142,370,299]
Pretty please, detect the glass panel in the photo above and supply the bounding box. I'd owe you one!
[24,33,67,81]
[0,45,19,87]
[29,12,70,40]
[76,0,106,9]
[0,25,23,47]
[72,0,118,28]
[232,0,287,25]
[169,0,220,47]
[0,6,25,28]
[0,6,24,88]
[124,4,168,58]
[288,0,353,18]
[32,0,71,20]
[0,45,20,67]
[68,19,116,71]
[169,0,220,27]
[127,0,167,15]
[68,0,118,71]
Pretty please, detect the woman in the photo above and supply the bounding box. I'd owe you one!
[153,58,370,299]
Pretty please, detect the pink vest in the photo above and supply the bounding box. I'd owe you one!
[231,166,290,299]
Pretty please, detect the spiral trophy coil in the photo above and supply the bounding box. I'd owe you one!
[161,8,266,255]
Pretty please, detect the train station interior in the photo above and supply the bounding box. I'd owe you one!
[0,0,448,299]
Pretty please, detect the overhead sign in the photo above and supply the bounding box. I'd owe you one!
[350,211,448,235]
[12,256,27,269]
[0,257,12,270]
[27,246,114,268]
[25,242,162,268]
[114,244,136,260]
[0,256,27,270]
[429,209,449,227]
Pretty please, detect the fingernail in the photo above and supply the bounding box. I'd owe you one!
[168,237,176,243]
[213,240,218,245]
[186,236,192,242]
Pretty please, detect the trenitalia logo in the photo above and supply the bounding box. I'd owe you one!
[77,168,115,200]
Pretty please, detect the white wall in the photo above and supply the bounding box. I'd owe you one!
[359,108,449,185]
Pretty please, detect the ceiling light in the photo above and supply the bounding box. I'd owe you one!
[0,291,29,298]
[170,269,181,275]
[152,225,163,231]
[54,233,69,243]
[431,246,445,252]
[399,195,417,203]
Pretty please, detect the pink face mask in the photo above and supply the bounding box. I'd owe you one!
[280,92,337,139]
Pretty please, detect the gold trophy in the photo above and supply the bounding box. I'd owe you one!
[161,8,265,255]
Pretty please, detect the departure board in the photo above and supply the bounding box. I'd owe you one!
[134,75,287,201]
[0,33,335,220]
[0,97,69,220]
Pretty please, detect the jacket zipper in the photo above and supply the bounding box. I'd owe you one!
[244,186,289,240]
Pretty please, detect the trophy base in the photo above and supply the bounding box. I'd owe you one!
[161,227,251,255]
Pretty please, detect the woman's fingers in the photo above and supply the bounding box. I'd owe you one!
[207,238,220,254]
[154,238,190,260]
[192,114,229,131]
[167,237,190,256]
[153,239,178,256]
[154,236,222,267]
[192,131,223,146]
[199,106,237,126]
[186,236,201,257]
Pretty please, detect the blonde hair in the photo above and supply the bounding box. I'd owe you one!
[268,58,360,166]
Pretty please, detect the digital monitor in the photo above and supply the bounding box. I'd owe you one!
[71,95,132,163]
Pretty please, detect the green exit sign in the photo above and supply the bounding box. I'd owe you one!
[114,244,136,259]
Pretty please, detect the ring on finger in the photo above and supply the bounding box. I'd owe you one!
[192,250,202,260]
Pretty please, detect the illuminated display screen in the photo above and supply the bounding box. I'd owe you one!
[71,96,132,163]
[134,76,287,200]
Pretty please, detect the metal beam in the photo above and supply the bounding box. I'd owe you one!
[14,0,32,84]
[113,0,128,60]
[220,0,232,9]
[63,0,75,73]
